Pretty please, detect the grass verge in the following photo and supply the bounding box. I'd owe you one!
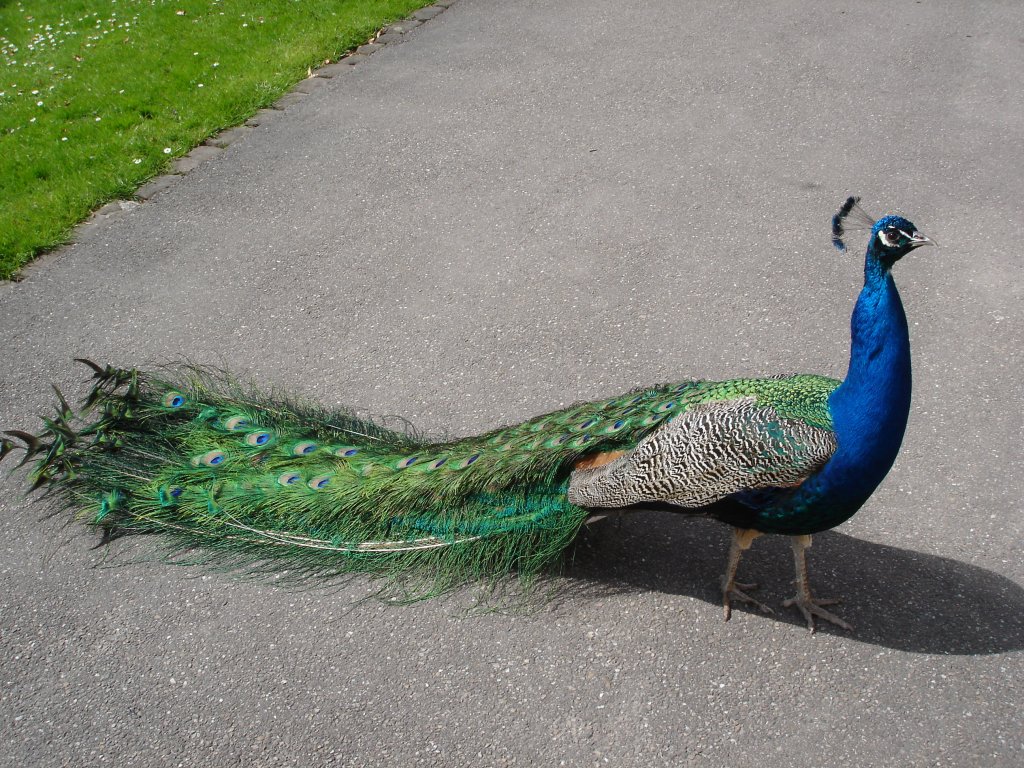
[0,0,434,279]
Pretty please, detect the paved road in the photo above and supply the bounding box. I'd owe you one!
[2,1,1022,765]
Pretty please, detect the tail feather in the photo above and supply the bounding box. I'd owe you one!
[5,362,693,593]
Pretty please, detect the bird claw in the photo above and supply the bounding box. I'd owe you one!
[722,582,774,621]
[782,595,852,633]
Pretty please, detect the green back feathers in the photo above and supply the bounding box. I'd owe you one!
[12,362,839,594]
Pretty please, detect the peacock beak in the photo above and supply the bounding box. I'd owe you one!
[907,231,937,249]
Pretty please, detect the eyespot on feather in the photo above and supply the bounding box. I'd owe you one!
[308,474,331,490]
[292,441,318,456]
[396,456,418,469]
[192,450,226,467]
[446,454,481,470]
[158,486,183,505]
[603,419,628,434]
[277,471,301,486]
[223,415,250,431]
[335,447,359,457]
[162,391,186,408]
[457,454,481,469]
[245,431,272,447]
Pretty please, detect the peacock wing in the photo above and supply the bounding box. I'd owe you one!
[566,396,836,509]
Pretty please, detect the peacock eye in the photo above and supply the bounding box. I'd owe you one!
[883,227,901,244]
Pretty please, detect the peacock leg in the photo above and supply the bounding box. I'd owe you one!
[721,528,773,620]
[782,534,853,632]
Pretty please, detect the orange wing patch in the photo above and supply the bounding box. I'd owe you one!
[573,450,627,471]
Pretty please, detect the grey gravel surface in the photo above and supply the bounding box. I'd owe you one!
[2,1,1022,766]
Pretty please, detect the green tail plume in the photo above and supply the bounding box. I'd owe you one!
[7,360,702,595]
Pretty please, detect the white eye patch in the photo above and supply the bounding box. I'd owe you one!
[877,228,906,247]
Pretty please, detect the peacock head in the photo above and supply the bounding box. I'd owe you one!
[831,196,935,267]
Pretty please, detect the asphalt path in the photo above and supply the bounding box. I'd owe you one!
[2,1,1022,765]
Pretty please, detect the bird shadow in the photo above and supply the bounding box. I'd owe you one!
[561,513,1024,655]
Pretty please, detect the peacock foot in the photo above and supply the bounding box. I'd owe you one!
[782,594,852,633]
[783,535,853,632]
[722,579,774,621]
[720,528,772,622]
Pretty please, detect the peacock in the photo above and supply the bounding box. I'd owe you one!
[1,197,934,631]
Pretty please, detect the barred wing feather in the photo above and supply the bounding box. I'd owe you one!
[567,397,837,509]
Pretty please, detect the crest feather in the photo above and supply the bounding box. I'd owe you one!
[831,196,876,252]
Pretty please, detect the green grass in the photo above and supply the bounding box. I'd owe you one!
[0,0,433,279]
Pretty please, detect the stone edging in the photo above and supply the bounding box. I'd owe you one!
[72,1,457,243]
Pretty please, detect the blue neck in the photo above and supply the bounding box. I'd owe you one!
[820,251,912,511]
[749,248,913,535]
[730,235,917,535]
